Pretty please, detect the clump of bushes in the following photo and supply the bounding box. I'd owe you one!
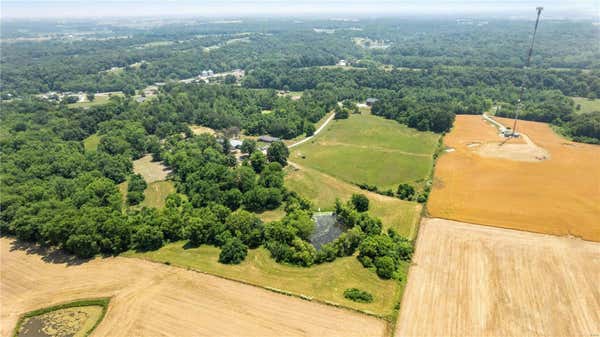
[344,288,374,303]
[127,173,147,205]
[219,237,248,264]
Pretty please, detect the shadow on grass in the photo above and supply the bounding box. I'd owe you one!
[7,237,92,266]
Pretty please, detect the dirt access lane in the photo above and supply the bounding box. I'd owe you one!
[396,218,600,337]
[1,238,387,337]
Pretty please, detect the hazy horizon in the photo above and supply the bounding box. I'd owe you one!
[1,0,598,20]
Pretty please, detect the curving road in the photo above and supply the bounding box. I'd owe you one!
[289,112,336,148]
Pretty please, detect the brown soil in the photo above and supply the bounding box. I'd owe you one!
[396,218,600,337]
[428,115,600,241]
[1,238,386,337]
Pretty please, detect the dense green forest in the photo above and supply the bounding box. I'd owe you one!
[0,95,412,278]
[2,18,598,95]
[1,17,599,267]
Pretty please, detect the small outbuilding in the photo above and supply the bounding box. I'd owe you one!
[366,98,379,106]
[229,139,243,148]
[258,135,281,143]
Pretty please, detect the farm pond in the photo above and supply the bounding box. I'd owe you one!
[310,212,346,249]
[17,306,103,337]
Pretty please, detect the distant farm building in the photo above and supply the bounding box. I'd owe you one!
[366,98,379,106]
[229,139,243,148]
[258,135,281,143]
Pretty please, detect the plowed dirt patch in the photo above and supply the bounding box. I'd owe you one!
[428,115,600,241]
[396,218,600,337]
[1,238,386,337]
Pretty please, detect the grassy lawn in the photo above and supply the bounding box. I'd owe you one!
[256,207,286,222]
[140,180,176,209]
[290,112,439,191]
[572,96,600,114]
[68,95,110,108]
[83,133,100,152]
[125,243,406,316]
[286,164,421,239]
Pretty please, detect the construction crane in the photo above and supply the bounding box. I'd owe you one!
[508,6,544,138]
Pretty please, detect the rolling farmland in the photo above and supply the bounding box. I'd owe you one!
[428,115,600,241]
[1,238,387,337]
[396,218,600,337]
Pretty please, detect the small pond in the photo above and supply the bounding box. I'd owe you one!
[310,212,345,249]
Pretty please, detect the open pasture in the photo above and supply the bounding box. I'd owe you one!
[286,163,421,239]
[572,96,600,114]
[396,218,600,337]
[1,237,387,337]
[428,115,600,241]
[290,112,439,191]
[127,242,406,316]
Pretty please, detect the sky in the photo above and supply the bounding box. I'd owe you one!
[1,0,598,19]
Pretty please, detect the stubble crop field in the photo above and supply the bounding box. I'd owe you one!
[396,218,600,337]
[1,237,387,337]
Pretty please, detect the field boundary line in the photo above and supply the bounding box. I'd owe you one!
[307,140,432,157]
[426,215,596,243]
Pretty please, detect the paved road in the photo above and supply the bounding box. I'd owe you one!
[289,112,336,148]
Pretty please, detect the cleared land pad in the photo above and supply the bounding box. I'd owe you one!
[133,154,171,183]
[396,218,600,337]
[1,238,386,337]
[428,115,600,241]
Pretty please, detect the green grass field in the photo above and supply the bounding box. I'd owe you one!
[68,95,110,108]
[83,134,100,152]
[572,97,600,114]
[125,243,406,316]
[290,112,439,191]
[140,180,176,209]
[286,164,421,239]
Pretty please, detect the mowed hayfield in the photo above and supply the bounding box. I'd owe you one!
[428,115,600,241]
[290,112,439,191]
[140,180,176,208]
[396,218,600,337]
[1,238,387,337]
[572,96,600,114]
[286,162,422,239]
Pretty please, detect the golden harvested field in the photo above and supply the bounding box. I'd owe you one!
[428,115,600,241]
[1,238,386,337]
[396,218,600,337]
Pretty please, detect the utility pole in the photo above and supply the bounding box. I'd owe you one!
[511,6,543,137]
